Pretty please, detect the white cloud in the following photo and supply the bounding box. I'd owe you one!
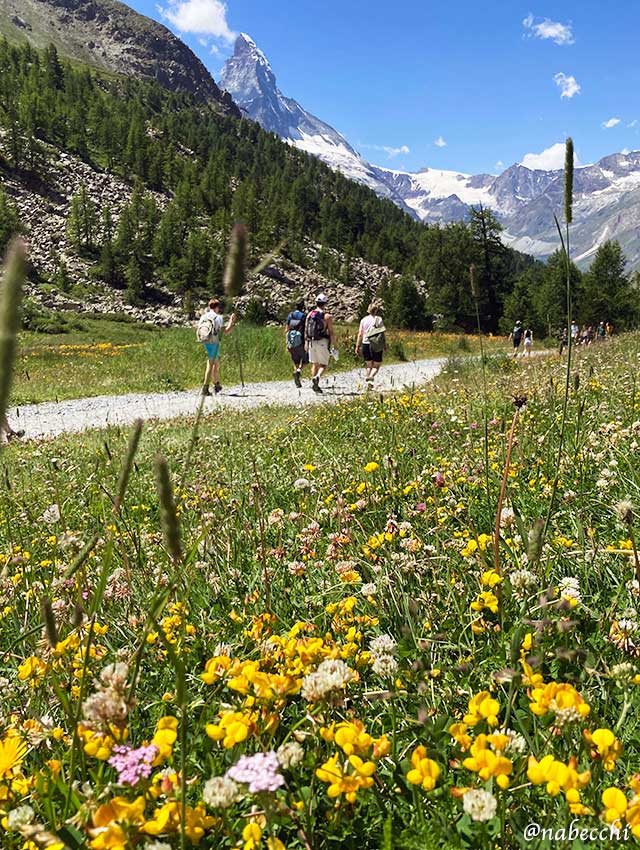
[628,119,638,128]
[361,143,410,159]
[520,142,581,171]
[523,13,574,45]
[553,72,581,99]
[602,117,621,129]
[434,136,447,148]
[159,0,236,41]
[622,147,631,155]
[495,160,504,171]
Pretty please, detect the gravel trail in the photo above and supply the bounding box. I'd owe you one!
[7,358,446,440]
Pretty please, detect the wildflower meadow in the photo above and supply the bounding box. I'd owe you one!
[2,319,640,848]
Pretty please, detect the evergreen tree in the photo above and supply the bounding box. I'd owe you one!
[0,189,20,254]
[66,183,98,254]
[125,255,144,305]
[581,241,639,329]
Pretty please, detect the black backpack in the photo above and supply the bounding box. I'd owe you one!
[306,309,326,341]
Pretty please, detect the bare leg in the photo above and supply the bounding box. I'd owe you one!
[204,359,215,388]
[369,363,381,380]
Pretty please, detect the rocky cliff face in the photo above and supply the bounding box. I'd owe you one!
[0,0,238,114]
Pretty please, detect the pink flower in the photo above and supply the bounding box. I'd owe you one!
[433,472,446,487]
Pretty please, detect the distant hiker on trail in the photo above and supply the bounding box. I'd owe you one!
[571,320,579,345]
[285,300,307,388]
[558,326,568,356]
[597,321,606,341]
[305,293,335,394]
[356,303,386,388]
[523,327,533,357]
[0,413,24,444]
[510,320,523,357]
[197,298,236,396]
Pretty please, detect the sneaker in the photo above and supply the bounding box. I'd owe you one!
[214,383,223,395]
[201,385,212,397]
[294,371,302,389]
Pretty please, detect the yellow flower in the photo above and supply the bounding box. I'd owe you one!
[528,682,590,720]
[449,722,472,751]
[364,462,380,473]
[602,787,627,825]
[406,745,441,791]
[151,716,179,763]
[470,591,499,614]
[585,728,623,772]
[316,753,375,803]
[0,734,27,780]
[206,710,256,749]
[462,734,512,789]
[463,691,500,727]
[17,656,46,684]
[481,569,503,588]
[242,821,263,850]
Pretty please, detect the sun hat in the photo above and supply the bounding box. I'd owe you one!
[316,293,328,304]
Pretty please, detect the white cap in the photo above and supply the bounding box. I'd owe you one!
[316,293,328,304]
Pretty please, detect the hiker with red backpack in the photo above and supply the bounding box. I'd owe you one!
[197,298,236,396]
[285,300,308,388]
[305,293,336,394]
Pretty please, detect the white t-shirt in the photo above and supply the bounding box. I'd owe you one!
[359,315,377,343]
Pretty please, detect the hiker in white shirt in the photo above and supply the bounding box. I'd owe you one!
[355,303,386,388]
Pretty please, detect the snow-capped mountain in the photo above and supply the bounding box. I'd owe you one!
[221,35,640,270]
[220,34,413,212]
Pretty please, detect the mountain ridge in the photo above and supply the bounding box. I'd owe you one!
[221,33,640,270]
[0,0,239,114]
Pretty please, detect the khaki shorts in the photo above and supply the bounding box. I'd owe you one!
[307,339,330,366]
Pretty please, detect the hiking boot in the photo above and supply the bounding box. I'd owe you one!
[294,371,302,389]
[214,383,223,395]
[312,377,323,394]
[201,385,212,397]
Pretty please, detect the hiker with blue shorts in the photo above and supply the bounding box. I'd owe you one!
[197,298,236,396]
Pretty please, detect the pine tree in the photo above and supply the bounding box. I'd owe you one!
[581,241,639,329]
[0,190,20,254]
[66,184,98,254]
[125,255,144,305]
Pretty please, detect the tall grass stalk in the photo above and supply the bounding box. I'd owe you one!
[0,240,26,438]
[470,264,491,511]
[543,138,575,542]
[224,224,248,389]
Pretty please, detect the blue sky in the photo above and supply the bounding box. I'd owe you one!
[126,0,640,175]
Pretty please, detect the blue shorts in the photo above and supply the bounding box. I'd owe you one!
[204,343,221,360]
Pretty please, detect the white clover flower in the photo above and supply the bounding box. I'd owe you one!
[558,576,581,606]
[301,659,355,703]
[361,583,377,597]
[6,805,35,830]
[615,500,634,524]
[611,662,635,681]
[145,842,173,850]
[500,728,527,756]
[499,507,516,528]
[276,741,304,769]
[370,634,398,658]
[509,569,537,600]
[293,478,310,491]
[372,655,399,678]
[202,776,242,809]
[41,504,61,525]
[463,788,497,822]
